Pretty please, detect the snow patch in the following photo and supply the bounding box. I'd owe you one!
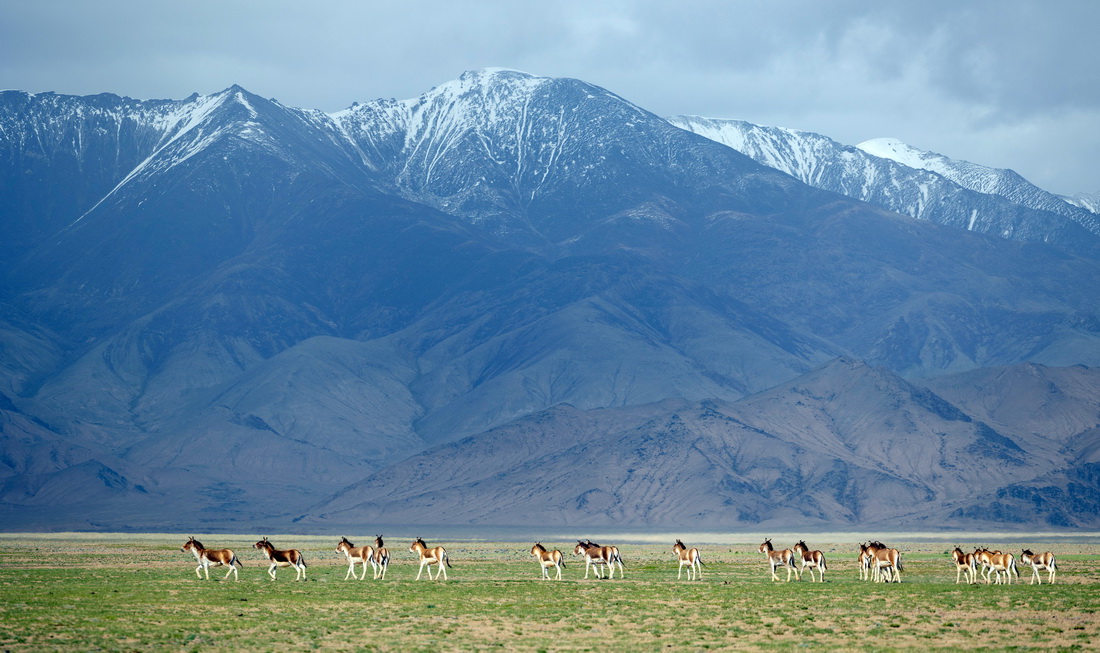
[72,92,226,224]
[856,138,949,175]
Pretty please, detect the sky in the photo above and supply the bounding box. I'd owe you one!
[2,0,1097,196]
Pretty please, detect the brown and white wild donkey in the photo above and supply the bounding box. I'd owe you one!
[590,539,625,578]
[1020,549,1057,585]
[870,542,903,583]
[857,541,900,582]
[793,540,827,582]
[758,538,798,582]
[254,537,307,581]
[672,539,703,580]
[182,537,242,581]
[531,542,565,580]
[372,535,390,580]
[573,540,625,579]
[975,547,1018,585]
[335,537,375,581]
[857,542,875,581]
[410,537,450,580]
[951,546,978,584]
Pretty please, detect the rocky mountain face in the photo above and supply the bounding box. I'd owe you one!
[1,70,1097,531]
[667,116,1100,254]
[310,359,1100,530]
[856,137,1100,234]
[916,363,1100,527]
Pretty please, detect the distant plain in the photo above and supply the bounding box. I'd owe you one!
[1,531,1097,651]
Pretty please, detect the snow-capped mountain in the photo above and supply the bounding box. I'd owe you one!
[668,116,1100,252]
[857,137,1100,232]
[1065,191,1100,214]
[329,69,788,247]
[2,70,1099,531]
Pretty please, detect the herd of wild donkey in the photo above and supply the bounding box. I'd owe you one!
[180,535,1058,585]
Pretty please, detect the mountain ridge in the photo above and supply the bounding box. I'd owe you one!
[1,70,1098,531]
[668,115,1100,253]
[306,358,1099,530]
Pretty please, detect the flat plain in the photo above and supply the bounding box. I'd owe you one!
[0,532,1097,651]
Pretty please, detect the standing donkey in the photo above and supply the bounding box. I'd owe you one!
[672,539,703,580]
[373,535,390,580]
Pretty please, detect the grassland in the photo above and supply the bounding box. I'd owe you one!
[0,532,1097,651]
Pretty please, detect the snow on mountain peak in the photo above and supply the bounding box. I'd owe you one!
[1066,191,1100,214]
[329,69,654,201]
[855,137,1097,234]
[856,137,949,173]
[432,68,543,96]
[674,117,1100,244]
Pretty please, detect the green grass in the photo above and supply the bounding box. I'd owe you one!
[0,534,1097,651]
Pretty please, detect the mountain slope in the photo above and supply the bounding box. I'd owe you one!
[309,359,1094,530]
[334,69,790,247]
[858,137,1100,234]
[668,116,1100,254]
[0,70,1098,530]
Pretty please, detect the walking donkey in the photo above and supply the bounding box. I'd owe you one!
[335,537,375,580]
[1020,549,1057,584]
[588,539,625,578]
[672,539,703,580]
[531,542,565,580]
[573,540,625,579]
[975,547,1018,584]
[373,535,390,580]
[254,537,307,581]
[793,540,827,582]
[410,537,451,580]
[182,537,242,581]
[951,546,978,584]
[758,538,798,582]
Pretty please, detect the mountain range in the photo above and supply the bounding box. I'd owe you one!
[667,116,1100,254]
[1,69,1097,531]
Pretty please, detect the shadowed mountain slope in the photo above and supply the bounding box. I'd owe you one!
[0,70,1098,530]
[308,359,1097,530]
